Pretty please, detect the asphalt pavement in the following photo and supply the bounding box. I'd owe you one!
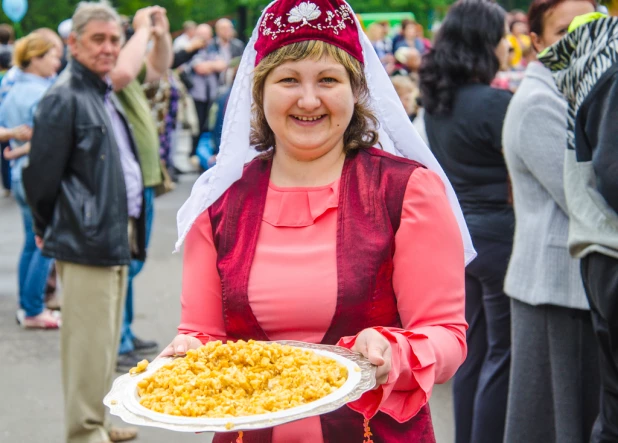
[0,174,454,443]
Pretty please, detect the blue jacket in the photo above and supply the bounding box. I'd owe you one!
[0,71,54,181]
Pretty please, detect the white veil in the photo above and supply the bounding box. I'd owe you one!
[175,0,476,265]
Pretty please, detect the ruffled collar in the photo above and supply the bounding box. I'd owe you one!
[263,179,340,227]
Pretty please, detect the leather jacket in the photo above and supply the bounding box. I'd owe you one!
[23,60,146,266]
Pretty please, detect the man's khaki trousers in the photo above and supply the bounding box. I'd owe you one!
[56,261,128,443]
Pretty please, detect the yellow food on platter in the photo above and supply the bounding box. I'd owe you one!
[129,359,149,375]
[137,340,348,418]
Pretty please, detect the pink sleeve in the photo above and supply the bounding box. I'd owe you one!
[338,168,467,422]
[177,211,228,343]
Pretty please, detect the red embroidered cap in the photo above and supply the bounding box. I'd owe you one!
[254,0,364,65]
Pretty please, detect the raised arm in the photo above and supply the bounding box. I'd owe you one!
[110,7,152,91]
[145,7,173,82]
[111,7,173,90]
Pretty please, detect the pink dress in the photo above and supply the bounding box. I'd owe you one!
[179,168,467,443]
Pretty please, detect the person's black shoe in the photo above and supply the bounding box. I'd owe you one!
[132,336,158,355]
[116,351,143,373]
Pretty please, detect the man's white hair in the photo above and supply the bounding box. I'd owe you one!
[71,0,121,39]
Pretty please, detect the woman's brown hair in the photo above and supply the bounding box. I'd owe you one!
[13,33,54,69]
[528,0,596,37]
[250,40,379,155]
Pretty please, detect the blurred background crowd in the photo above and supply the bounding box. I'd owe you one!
[3,0,618,442]
[0,3,569,199]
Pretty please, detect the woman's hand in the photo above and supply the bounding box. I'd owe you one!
[158,334,202,359]
[11,125,32,142]
[351,328,392,387]
[3,143,30,160]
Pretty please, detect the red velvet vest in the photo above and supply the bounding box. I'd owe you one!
[209,148,436,443]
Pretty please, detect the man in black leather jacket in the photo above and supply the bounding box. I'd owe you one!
[22,2,144,442]
[24,51,146,266]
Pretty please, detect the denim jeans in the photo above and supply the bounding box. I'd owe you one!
[1,142,10,191]
[13,179,53,317]
[119,187,155,354]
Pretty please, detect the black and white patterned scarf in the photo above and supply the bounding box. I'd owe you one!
[539,16,618,151]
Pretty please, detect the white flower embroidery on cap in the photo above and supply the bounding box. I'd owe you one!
[260,3,354,40]
[288,2,321,24]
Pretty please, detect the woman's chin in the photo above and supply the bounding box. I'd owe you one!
[281,143,343,161]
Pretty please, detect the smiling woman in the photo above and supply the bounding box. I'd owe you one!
[162,0,472,442]
[251,40,377,160]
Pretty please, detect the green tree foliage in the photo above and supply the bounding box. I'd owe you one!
[114,0,193,32]
[0,0,79,36]
[0,0,531,38]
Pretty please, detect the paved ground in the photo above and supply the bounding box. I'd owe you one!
[0,175,454,442]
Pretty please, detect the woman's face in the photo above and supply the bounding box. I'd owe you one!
[511,21,529,36]
[31,47,61,78]
[403,22,417,40]
[532,1,595,52]
[495,25,511,72]
[263,54,355,162]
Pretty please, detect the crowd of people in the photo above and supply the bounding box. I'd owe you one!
[0,3,246,442]
[0,4,245,345]
[362,8,542,136]
[2,0,618,442]
[414,1,617,442]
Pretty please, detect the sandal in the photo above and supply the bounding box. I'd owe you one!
[108,426,138,442]
[18,309,61,329]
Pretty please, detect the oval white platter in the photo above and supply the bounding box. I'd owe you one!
[104,340,377,433]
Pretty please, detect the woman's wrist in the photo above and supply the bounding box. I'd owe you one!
[0,127,11,141]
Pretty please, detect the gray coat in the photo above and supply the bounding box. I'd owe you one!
[502,62,588,310]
